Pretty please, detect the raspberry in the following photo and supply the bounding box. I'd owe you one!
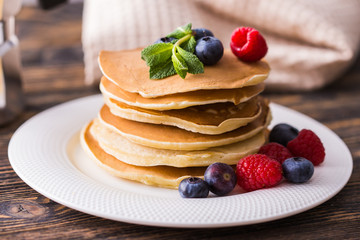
[230,27,268,62]
[258,142,293,164]
[287,129,325,166]
[236,154,282,192]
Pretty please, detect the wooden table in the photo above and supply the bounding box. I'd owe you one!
[1,4,359,239]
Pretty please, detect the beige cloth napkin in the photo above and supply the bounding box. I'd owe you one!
[82,0,360,91]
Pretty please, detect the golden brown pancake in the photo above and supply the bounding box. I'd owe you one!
[99,49,270,97]
[100,76,265,110]
[90,118,267,167]
[104,96,262,134]
[98,98,271,150]
[80,121,206,189]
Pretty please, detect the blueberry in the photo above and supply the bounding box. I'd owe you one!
[204,163,237,196]
[178,177,209,198]
[192,28,214,40]
[269,123,299,146]
[195,36,224,65]
[154,37,177,44]
[282,157,314,183]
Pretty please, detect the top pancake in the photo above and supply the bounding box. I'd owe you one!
[99,49,270,97]
[100,76,265,110]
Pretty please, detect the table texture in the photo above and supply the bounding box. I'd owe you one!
[0,3,359,239]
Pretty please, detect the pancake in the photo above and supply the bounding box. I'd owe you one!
[90,118,267,167]
[104,96,262,135]
[80,121,206,189]
[100,76,265,110]
[98,98,271,150]
[99,49,269,97]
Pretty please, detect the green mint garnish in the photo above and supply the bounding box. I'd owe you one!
[141,23,204,79]
[166,23,192,39]
[181,35,196,53]
[176,46,204,75]
[141,43,173,67]
[149,58,176,79]
[172,52,188,79]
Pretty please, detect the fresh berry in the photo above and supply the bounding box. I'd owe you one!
[230,27,268,62]
[192,28,214,40]
[195,36,224,65]
[287,129,325,166]
[204,162,237,196]
[269,123,299,147]
[282,157,314,183]
[154,37,177,44]
[178,177,209,198]
[258,142,293,164]
[236,154,282,192]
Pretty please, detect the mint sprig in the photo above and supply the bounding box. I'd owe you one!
[141,43,173,67]
[141,23,204,79]
[166,23,192,39]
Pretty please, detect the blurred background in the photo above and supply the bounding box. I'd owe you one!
[20,0,360,87]
[19,0,87,105]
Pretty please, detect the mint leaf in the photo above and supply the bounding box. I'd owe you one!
[141,43,173,67]
[181,36,196,53]
[141,23,206,79]
[177,46,204,74]
[171,52,188,79]
[167,23,192,39]
[149,58,176,79]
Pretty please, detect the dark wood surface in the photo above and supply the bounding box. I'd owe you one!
[1,3,359,239]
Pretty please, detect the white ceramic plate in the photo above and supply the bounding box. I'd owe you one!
[8,95,353,228]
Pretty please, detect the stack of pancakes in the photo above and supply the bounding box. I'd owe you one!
[81,49,271,189]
